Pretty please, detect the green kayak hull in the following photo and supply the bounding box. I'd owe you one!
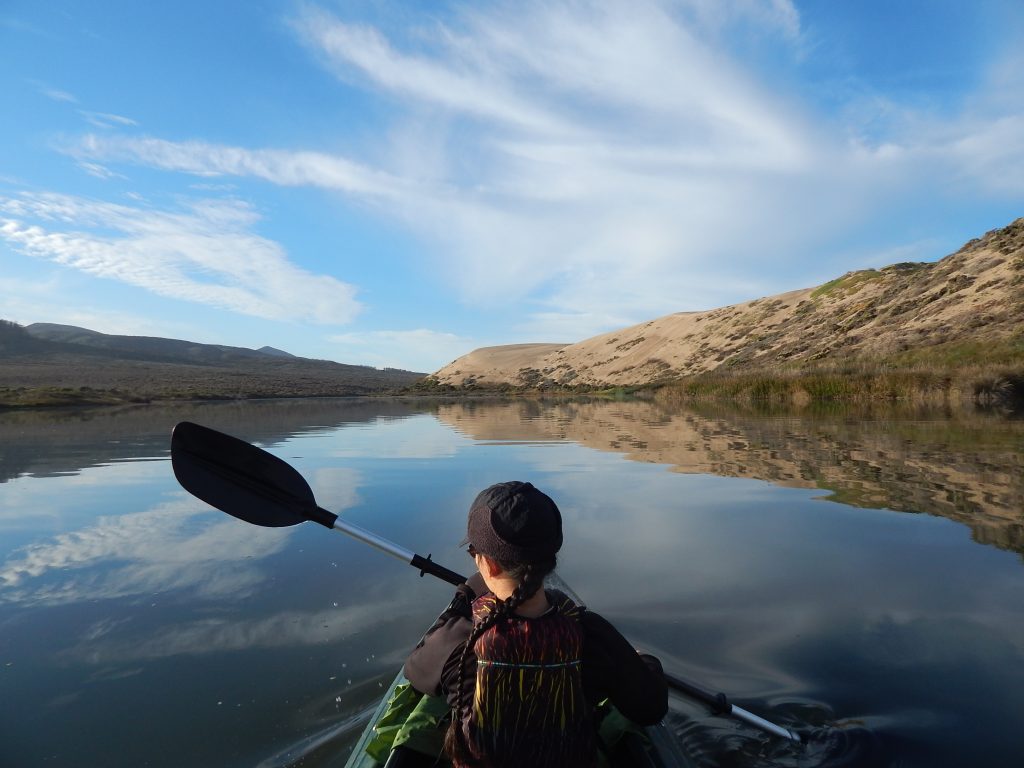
[343,672,696,768]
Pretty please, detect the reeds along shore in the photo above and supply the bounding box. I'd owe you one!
[654,339,1024,409]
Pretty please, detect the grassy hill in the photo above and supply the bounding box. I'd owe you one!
[427,217,1024,406]
[0,322,425,408]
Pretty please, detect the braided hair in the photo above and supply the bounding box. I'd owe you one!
[443,555,557,765]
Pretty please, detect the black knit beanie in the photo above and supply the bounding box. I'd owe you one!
[461,481,562,564]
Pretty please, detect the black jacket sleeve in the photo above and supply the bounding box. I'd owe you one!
[403,584,474,696]
[580,610,669,725]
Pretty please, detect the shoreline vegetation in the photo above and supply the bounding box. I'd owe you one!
[412,366,1024,413]
[4,346,1021,411]
[653,337,1024,410]
[409,336,1024,412]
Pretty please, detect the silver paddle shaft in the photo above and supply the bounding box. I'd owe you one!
[732,705,801,742]
[331,517,414,561]
[329,514,466,586]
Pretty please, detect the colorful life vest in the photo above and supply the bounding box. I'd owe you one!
[459,590,596,768]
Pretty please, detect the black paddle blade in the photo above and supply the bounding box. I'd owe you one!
[171,421,316,527]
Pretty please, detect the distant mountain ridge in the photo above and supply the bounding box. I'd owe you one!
[0,321,425,406]
[24,323,305,365]
[257,346,295,358]
[431,217,1024,389]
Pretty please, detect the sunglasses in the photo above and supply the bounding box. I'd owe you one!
[467,544,479,558]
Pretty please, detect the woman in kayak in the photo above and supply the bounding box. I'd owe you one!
[404,481,668,768]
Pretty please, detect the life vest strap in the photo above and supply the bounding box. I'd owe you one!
[476,659,581,669]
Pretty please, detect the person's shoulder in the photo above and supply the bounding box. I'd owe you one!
[539,591,620,633]
[578,607,631,641]
[545,588,587,617]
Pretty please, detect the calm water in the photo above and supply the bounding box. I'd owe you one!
[1,398,1022,767]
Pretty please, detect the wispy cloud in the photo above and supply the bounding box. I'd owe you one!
[73,134,407,196]
[40,86,78,103]
[292,6,574,137]
[0,272,209,338]
[0,191,362,324]
[76,160,125,180]
[295,0,1024,315]
[65,0,1024,340]
[79,110,139,129]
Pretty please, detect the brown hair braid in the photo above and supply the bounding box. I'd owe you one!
[443,556,556,765]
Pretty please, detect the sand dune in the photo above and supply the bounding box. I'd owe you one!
[433,218,1024,388]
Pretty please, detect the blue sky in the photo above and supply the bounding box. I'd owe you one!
[2,1,1022,372]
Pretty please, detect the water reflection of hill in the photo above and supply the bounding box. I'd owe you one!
[435,400,1024,556]
[5,398,1021,557]
[0,399,427,483]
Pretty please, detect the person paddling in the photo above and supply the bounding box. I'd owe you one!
[404,481,668,767]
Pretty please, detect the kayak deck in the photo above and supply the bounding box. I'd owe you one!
[344,574,698,768]
[344,670,697,768]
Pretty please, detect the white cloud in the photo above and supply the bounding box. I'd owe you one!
[63,2,837,332]
[27,79,77,102]
[0,191,362,324]
[290,0,1023,314]
[294,7,571,137]
[944,116,1024,194]
[0,272,211,340]
[76,160,125,180]
[63,0,1024,341]
[42,87,78,103]
[712,0,802,40]
[328,328,473,372]
[74,134,406,197]
[79,110,139,129]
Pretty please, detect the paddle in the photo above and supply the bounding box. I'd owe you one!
[663,673,800,742]
[170,420,800,743]
[170,421,465,586]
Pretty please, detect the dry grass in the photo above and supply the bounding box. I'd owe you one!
[654,336,1024,408]
[0,355,424,409]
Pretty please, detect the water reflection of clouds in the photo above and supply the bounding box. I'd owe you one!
[312,415,468,460]
[519,448,1024,654]
[0,496,289,604]
[532,460,752,567]
[66,600,401,663]
[0,460,174,530]
[16,457,169,487]
[309,466,362,513]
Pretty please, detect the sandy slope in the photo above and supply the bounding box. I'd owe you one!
[433,218,1024,388]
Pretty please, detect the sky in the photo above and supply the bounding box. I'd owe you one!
[1,0,1023,373]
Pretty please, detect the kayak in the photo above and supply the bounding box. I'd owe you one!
[166,422,800,767]
[343,576,698,768]
[343,670,696,768]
